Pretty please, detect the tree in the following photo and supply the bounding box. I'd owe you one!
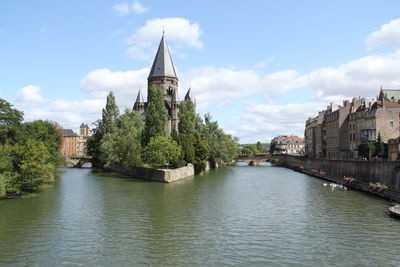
[358,142,375,159]
[256,141,263,153]
[102,91,119,134]
[374,132,385,158]
[16,120,63,166]
[142,86,167,146]
[0,98,24,144]
[115,109,144,168]
[241,144,258,155]
[11,139,53,192]
[200,113,238,168]
[86,120,103,168]
[143,136,181,168]
[193,132,210,174]
[178,100,196,134]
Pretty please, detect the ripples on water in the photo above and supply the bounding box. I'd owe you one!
[1,163,400,266]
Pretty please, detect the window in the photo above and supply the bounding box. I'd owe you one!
[390,120,394,127]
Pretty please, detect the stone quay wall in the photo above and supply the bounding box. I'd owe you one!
[272,154,400,201]
[109,164,195,183]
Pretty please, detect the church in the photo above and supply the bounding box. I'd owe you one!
[132,33,193,133]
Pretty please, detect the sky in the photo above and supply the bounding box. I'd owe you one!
[1,0,400,143]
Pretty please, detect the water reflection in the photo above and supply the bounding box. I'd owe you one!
[1,166,400,266]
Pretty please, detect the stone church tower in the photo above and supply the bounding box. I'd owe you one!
[133,33,193,133]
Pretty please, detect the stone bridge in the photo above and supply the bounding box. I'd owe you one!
[234,154,271,166]
[64,157,92,168]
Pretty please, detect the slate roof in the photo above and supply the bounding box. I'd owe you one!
[172,89,179,102]
[148,34,178,79]
[63,129,78,137]
[135,89,144,103]
[184,88,192,102]
[379,89,400,101]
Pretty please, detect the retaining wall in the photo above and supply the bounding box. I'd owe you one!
[272,154,400,201]
[109,164,195,183]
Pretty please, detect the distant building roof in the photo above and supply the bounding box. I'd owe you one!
[379,88,400,102]
[63,129,78,137]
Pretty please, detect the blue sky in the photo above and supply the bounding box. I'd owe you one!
[1,0,400,143]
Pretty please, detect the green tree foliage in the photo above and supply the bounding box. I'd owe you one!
[115,109,144,168]
[143,136,181,168]
[241,144,258,155]
[86,120,103,167]
[0,98,62,198]
[256,141,263,153]
[358,142,375,159]
[374,132,385,158]
[102,91,119,134]
[178,100,196,134]
[87,104,145,169]
[201,113,238,168]
[0,98,24,144]
[142,86,167,146]
[11,139,55,191]
[16,120,63,166]
[193,132,210,174]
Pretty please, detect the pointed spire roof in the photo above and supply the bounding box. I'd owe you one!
[135,89,144,103]
[172,89,179,102]
[184,88,192,102]
[148,34,178,80]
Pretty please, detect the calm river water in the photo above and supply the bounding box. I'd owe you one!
[1,163,400,266]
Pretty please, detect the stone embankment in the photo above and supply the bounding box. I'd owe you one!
[271,154,400,201]
[108,164,195,183]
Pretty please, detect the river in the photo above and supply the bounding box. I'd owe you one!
[1,163,400,266]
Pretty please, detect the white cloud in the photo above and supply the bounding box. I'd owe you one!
[226,102,326,143]
[126,17,203,60]
[366,18,400,49]
[181,66,261,109]
[302,50,400,100]
[20,99,106,134]
[262,70,304,94]
[113,0,149,16]
[16,85,45,105]
[80,68,148,108]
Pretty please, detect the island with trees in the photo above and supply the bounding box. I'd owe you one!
[87,87,239,182]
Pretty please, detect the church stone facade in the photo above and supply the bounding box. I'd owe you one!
[133,34,193,133]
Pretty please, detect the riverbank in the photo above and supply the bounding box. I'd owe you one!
[271,154,400,202]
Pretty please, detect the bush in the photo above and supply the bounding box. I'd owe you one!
[143,136,181,168]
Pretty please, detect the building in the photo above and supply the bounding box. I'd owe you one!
[305,111,324,158]
[61,129,79,156]
[271,136,305,155]
[305,87,400,159]
[61,123,91,157]
[77,123,90,156]
[388,138,400,160]
[133,33,193,133]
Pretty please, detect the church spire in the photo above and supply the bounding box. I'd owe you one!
[184,88,192,102]
[148,34,178,80]
[133,89,145,111]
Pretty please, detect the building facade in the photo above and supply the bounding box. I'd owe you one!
[133,33,193,133]
[271,136,305,155]
[61,129,79,156]
[61,123,91,157]
[77,123,90,156]
[305,88,400,159]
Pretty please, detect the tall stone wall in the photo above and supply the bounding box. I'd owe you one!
[272,154,400,200]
